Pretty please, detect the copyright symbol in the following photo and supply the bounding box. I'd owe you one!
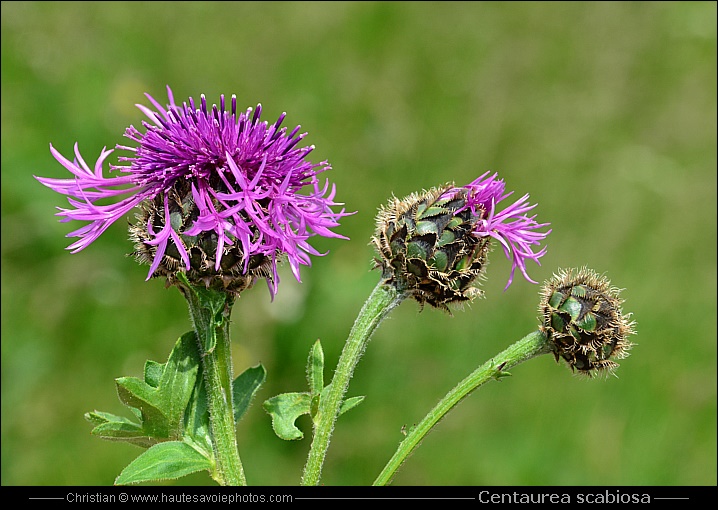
[119,493,128,503]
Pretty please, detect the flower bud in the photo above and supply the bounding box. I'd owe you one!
[539,267,636,376]
[372,173,550,312]
[372,184,491,312]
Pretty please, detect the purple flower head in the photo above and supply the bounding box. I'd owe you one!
[449,172,551,290]
[36,86,351,296]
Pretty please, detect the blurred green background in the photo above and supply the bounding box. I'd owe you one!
[2,1,715,486]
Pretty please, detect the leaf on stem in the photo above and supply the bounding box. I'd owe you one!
[307,339,324,397]
[232,364,267,423]
[84,411,156,449]
[493,360,512,381]
[264,340,365,441]
[86,332,201,445]
[263,392,312,440]
[114,441,212,485]
[339,395,365,415]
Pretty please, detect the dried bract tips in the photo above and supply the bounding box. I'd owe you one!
[129,181,273,296]
[540,267,636,377]
[372,173,550,312]
[372,185,491,312]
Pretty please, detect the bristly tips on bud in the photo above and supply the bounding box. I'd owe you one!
[36,86,352,297]
[539,267,636,377]
[372,172,550,312]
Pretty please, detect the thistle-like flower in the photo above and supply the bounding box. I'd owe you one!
[36,86,351,296]
[372,173,550,311]
[540,267,636,376]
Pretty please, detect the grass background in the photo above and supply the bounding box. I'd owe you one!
[1,1,715,486]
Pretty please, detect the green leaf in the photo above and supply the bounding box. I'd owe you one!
[494,370,512,380]
[318,385,365,419]
[129,406,143,422]
[144,360,164,388]
[102,332,203,444]
[306,340,324,397]
[115,441,212,485]
[183,366,212,457]
[85,410,125,427]
[90,420,146,438]
[115,376,170,438]
[232,364,266,423]
[157,332,201,435]
[263,392,311,440]
[493,361,512,381]
[85,412,157,448]
[339,396,365,416]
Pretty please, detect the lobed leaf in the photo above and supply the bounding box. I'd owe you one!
[263,392,311,440]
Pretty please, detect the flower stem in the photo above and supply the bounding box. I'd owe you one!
[182,281,246,486]
[373,329,551,486]
[301,281,406,486]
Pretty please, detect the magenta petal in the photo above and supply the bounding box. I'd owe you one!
[450,174,550,289]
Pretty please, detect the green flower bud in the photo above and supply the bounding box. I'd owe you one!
[539,267,636,376]
[129,180,273,296]
[372,185,490,312]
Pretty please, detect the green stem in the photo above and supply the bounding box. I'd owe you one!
[373,329,551,486]
[301,281,406,486]
[182,282,246,486]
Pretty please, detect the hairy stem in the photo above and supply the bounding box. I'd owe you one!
[301,281,406,486]
[374,329,551,486]
[182,282,246,486]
